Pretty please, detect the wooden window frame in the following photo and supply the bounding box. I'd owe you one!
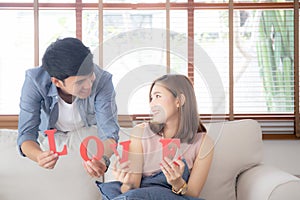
[0,0,299,139]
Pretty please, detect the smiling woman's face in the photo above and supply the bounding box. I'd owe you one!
[149,84,179,124]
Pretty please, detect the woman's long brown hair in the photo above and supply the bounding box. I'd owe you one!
[149,74,206,144]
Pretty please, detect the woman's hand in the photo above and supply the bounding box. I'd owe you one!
[160,157,186,191]
[112,156,134,192]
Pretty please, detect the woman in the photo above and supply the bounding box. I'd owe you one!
[97,74,214,200]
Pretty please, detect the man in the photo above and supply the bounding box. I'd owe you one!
[17,37,119,178]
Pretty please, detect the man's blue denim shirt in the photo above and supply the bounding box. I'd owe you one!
[17,65,120,156]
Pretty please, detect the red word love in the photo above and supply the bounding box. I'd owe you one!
[44,129,181,163]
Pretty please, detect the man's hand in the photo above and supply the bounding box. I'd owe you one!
[37,151,59,169]
[83,157,107,178]
[82,138,116,178]
[21,141,59,169]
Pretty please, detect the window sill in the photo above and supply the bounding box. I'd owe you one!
[1,115,299,140]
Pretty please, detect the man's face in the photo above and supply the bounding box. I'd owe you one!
[55,72,96,99]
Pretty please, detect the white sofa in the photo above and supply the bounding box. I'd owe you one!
[0,119,299,200]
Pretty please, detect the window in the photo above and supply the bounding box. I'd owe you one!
[0,0,299,138]
[0,9,34,114]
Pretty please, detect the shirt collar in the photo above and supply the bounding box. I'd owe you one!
[47,82,58,98]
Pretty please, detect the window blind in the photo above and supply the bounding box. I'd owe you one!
[0,0,299,137]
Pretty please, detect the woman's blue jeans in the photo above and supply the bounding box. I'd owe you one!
[96,160,204,200]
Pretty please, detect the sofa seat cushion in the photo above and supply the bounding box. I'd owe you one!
[0,127,101,200]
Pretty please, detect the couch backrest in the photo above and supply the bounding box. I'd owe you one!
[200,119,263,200]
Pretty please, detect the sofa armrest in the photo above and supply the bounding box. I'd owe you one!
[236,164,300,200]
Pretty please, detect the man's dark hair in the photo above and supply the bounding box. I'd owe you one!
[42,37,94,81]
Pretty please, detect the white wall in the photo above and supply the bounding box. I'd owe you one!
[263,140,300,176]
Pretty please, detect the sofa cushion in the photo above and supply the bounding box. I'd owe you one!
[200,119,263,200]
[104,120,263,200]
[0,127,101,200]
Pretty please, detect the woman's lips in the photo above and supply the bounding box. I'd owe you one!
[151,109,160,115]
